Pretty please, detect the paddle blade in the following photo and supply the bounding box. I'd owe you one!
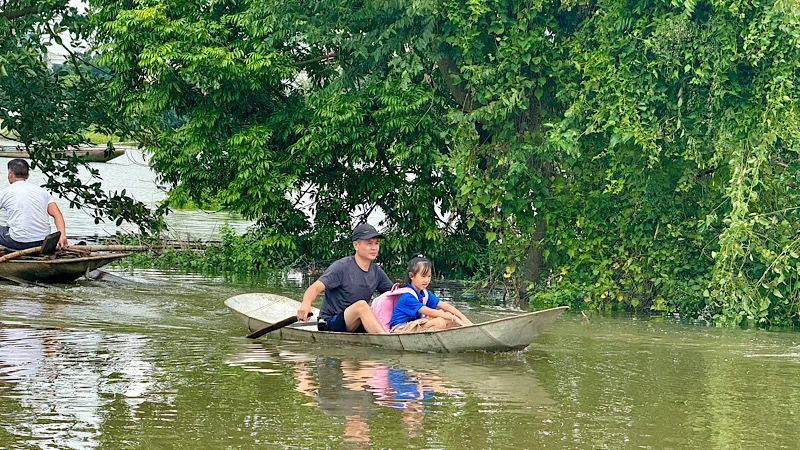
[40,231,60,255]
[246,312,313,339]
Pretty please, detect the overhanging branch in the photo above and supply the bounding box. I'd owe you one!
[1,6,38,20]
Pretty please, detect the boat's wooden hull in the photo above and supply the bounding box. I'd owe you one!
[0,253,127,283]
[0,146,126,162]
[225,293,568,353]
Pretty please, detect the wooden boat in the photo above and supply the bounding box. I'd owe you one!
[0,144,126,162]
[0,252,128,283]
[225,293,568,353]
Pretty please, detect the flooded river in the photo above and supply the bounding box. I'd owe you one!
[1,275,799,449]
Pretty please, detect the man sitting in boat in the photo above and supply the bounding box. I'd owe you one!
[0,159,69,251]
[296,223,393,333]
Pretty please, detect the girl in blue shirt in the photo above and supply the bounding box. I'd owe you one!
[389,254,474,333]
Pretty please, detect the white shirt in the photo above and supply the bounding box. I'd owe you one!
[0,180,55,242]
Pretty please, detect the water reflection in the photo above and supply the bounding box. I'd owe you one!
[0,298,167,449]
[227,344,554,447]
[3,272,800,448]
[293,356,452,444]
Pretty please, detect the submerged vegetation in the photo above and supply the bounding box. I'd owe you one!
[2,0,799,326]
[115,225,485,289]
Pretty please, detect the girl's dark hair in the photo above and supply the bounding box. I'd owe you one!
[404,254,432,285]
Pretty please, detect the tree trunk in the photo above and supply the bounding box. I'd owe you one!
[517,161,552,310]
[517,217,546,310]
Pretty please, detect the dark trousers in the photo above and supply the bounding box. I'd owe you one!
[0,226,42,250]
[317,314,367,333]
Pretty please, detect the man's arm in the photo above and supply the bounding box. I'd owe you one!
[298,280,325,321]
[46,202,69,248]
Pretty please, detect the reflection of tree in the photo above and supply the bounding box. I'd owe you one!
[0,326,106,447]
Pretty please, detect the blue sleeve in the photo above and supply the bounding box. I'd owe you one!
[389,292,425,328]
[424,290,440,310]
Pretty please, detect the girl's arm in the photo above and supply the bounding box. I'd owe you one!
[418,305,461,325]
[436,302,473,326]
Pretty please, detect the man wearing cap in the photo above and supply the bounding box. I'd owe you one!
[297,223,393,333]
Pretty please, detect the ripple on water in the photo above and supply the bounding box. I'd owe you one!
[3,275,800,449]
[0,324,183,447]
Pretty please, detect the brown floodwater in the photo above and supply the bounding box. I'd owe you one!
[1,273,799,449]
[1,153,799,448]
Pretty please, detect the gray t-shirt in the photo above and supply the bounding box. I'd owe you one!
[317,256,394,321]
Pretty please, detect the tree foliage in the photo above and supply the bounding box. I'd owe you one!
[0,0,163,230]
[91,0,484,277]
[553,0,800,325]
[86,0,799,326]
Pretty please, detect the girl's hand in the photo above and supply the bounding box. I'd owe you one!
[445,313,464,327]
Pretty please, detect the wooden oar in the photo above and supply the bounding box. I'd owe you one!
[87,269,133,283]
[39,231,61,255]
[0,246,44,263]
[246,312,313,339]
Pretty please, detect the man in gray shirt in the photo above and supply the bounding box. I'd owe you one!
[297,223,394,333]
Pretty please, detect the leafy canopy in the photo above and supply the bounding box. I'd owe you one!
[0,0,163,230]
[84,0,800,325]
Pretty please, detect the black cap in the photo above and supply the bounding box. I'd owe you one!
[351,223,384,241]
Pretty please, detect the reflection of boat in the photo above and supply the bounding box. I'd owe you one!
[308,346,554,406]
[0,252,127,283]
[0,144,127,162]
[227,345,555,445]
[226,344,555,413]
[225,293,567,353]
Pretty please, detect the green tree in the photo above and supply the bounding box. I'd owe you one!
[91,0,800,326]
[0,0,162,230]
[92,0,483,276]
[392,0,800,324]
[553,0,800,325]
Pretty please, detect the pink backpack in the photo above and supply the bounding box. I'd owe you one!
[371,284,428,332]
